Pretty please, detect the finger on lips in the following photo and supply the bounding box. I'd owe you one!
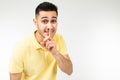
[40,31,54,50]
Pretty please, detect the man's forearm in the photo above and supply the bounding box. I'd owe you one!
[10,73,22,80]
[52,51,73,75]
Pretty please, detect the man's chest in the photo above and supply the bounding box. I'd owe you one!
[23,49,55,76]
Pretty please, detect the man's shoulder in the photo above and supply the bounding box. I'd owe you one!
[54,33,65,44]
[54,33,63,39]
[13,34,33,50]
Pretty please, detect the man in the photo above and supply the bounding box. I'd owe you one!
[9,2,73,80]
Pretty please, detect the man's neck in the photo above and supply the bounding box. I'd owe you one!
[34,30,44,44]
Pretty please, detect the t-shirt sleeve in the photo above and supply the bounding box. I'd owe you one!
[58,35,68,55]
[9,43,24,73]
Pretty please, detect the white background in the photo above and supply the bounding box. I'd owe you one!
[0,0,120,80]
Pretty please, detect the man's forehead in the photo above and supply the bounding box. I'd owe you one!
[38,11,57,18]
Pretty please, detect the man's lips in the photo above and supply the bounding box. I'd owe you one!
[44,29,55,34]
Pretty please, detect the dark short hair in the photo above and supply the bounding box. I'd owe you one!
[35,2,58,17]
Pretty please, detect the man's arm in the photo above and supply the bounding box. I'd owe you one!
[10,73,22,80]
[40,36,73,75]
[53,52,73,75]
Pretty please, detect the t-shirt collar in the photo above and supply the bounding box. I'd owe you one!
[32,30,45,50]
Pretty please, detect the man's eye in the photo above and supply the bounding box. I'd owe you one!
[51,20,57,23]
[42,20,48,24]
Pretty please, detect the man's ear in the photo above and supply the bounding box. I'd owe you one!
[33,18,37,27]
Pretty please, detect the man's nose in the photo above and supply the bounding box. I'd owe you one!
[47,23,53,30]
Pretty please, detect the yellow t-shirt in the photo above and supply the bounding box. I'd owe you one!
[9,32,68,80]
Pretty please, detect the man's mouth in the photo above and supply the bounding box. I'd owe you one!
[44,29,55,34]
[44,31,50,37]
[44,29,55,37]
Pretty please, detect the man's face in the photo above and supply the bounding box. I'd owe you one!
[34,11,57,38]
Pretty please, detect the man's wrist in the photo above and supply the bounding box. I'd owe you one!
[52,50,59,56]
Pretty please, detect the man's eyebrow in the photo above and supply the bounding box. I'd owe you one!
[52,16,57,19]
[41,16,57,19]
[41,17,48,19]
